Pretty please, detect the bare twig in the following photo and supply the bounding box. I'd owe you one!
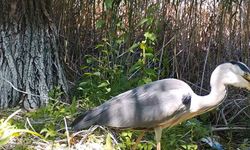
[158,34,167,80]
[71,125,99,145]
[200,39,211,94]
[128,48,183,80]
[98,126,120,148]
[182,79,209,93]
[158,35,176,79]
[64,117,71,148]
[0,76,70,105]
[3,109,22,124]
[212,126,250,131]
[0,76,44,99]
[25,118,36,132]
[220,110,228,125]
[229,105,250,122]
[233,99,250,119]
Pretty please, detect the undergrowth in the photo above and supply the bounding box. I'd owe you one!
[0,107,210,150]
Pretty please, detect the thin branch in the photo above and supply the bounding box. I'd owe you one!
[3,109,22,124]
[229,105,250,122]
[25,117,36,132]
[200,38,211,94]
[0,76,70,105]
[212,126,250,131]
[220,110,228,125]
[233,99,250,119]
[0,76,47,99]
[64,117,71,148]
[157,34,167,80]
[71,125,99,145]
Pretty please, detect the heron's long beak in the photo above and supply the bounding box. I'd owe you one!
[244,73,250,82]
[244,72,250,90]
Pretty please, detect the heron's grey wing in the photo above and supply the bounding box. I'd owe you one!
[72,79,194,130]
[96,82,193,128]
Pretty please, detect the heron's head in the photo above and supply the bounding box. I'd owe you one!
[217,61,250,90]
[210,61,250,90]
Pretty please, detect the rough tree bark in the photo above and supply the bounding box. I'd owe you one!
[0,0,68,109]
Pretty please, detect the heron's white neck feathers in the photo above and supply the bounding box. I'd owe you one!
[191,64,230,112]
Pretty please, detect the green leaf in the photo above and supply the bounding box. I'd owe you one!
[142,78,152,84]
[98,81,109,88]
[145,53,154,59]
[127,132,132,138]
[116,38,124,44]
[96,19,105,29]
[146,17,154,25]
[40,128,57,138]
[80,66,89,70]
[139,42,146,51]
[145,68,157,77]
[105,88,111,93]
[95,44,104,49]
[128,42,139,52]
[129,59,143,73]
[137,18,149,27]
[181,144,198,150]
[93,72,101,76]
[102,50,109,55]
[146,46,153,53]
[11,129,43,138]
[144,32,156,41]
[83,72,93,76]
[105,0,113,9]
[86,57,93,64]
[79,82,88,87]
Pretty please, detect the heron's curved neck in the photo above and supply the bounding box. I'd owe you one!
[195,66,228,110]
[200,83,227,108]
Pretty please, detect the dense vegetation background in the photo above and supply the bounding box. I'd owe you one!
[1,0,250,149]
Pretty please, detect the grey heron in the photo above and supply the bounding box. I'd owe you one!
[71,61,250,150]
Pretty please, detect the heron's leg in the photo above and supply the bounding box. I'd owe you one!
[131,131,145,150]
[154,127,162,150]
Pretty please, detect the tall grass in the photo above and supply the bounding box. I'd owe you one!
[53,0,249,81]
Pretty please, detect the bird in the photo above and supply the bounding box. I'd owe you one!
[71,61,250,150]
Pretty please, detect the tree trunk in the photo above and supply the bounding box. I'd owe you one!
[0,0,68,109]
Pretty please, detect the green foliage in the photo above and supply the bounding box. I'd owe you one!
[76,16,160,106]
[24,87,78,140]
[78,53,131,107]
[104,0,113,10]
[114,118,209,149]
[118,131,154,150]
[160,118,209,149]
[0,110,43,147]
[239,139,250,150]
